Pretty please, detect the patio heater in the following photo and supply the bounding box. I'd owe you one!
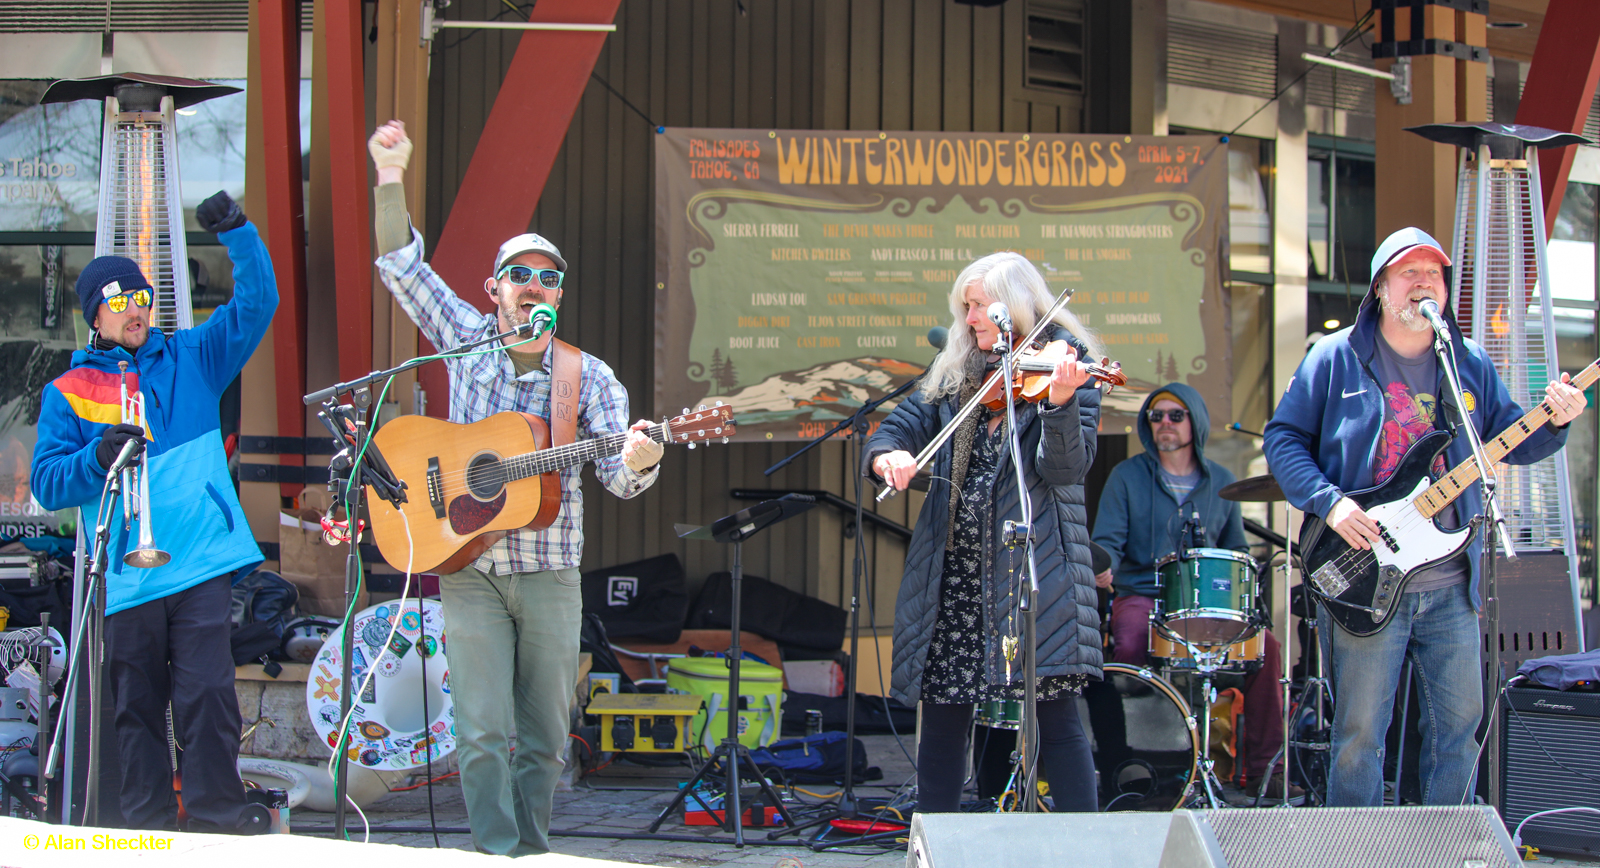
[1408,121,1593,810]
[37,72,239,826]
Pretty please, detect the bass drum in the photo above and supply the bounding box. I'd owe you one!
[1076,663,1197,811]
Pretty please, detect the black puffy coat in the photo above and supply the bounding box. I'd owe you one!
[863,336,1104,706]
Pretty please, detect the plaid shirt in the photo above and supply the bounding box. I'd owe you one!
[375,229,658,574]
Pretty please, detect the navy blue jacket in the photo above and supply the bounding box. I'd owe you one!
[1262,290,1566,610]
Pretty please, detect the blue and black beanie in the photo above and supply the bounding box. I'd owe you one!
[75,256,153,328]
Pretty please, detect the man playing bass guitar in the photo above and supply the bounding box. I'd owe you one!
[1262,227,1586,808]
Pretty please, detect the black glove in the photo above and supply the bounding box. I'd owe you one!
[196,190,247,234]
[96,424,147,471]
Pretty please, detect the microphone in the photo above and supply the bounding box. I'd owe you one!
[986,302,1013,335]
[1418,299,1451,342]
[522,302,558,340]
[927,326,948,351]
[107,437,144,476]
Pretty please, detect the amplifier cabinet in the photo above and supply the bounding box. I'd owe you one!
[1499,686,1600,857]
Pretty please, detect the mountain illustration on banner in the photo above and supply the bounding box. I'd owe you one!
[704,355,1158,427]
[703,356,921,425]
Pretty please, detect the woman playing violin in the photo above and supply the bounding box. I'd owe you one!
[864,251,1106,812]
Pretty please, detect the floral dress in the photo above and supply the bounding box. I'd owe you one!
[919,410,1087,704]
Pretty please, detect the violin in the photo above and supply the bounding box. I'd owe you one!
[978,339,1126,411]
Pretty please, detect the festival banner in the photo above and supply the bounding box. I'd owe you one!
[655,128,1229,442]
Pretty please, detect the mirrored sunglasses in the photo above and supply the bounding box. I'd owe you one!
[105,288,152,314]
[1147,408,1188,424]
[498,265,563,289]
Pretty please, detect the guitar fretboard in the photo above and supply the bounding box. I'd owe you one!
[498,423,669,482]
[1413,359,1599,518]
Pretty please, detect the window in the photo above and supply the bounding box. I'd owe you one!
[1024,0,1086,95]
[1306,137,1376,336]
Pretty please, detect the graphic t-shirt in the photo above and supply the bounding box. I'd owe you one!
[1371,332,1466,593]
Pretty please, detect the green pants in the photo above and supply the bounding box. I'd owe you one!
[440,563,581,856]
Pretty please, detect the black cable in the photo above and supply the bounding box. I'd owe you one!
[1226,10,1375,139]
[590,71,662,131]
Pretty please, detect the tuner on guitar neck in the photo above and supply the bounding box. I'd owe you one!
[670,401,733,449]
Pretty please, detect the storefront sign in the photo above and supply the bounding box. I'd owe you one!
[656,128,1229,441]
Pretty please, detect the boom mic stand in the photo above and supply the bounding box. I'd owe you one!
[761,371,924,847]
[1428,312,1514,807]
[991,327,1045,811]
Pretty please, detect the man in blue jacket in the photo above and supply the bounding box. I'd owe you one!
[31,191,277,833]
[1092,383,1293,799]
[1262,227,1586,807]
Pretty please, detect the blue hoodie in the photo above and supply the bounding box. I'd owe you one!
[30,223,278,615]
[1092,382,1247,598]
[1261,281,1566,610]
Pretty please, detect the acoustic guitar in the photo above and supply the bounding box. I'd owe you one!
[365,404,735,573]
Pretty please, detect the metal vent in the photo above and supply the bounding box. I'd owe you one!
[1168,18,1277,100]
[1449,144,1576,554]
[0,1,313,32]
[1024,0,1085,94]
[1306,47,1376,115]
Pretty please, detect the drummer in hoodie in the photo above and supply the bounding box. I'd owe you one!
[1091,383,1298,802]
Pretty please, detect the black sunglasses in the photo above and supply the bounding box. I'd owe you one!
[1147,408,1188,424]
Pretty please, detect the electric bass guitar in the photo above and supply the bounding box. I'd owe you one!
[365,404,735,573]
[1299,357,1599,636]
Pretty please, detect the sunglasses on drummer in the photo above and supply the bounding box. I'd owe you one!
[104,289,152,314]
[497,265,564,289]
[1147,408,1189,424]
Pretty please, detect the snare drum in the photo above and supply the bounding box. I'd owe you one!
[1149,623,1264,670]
[1153,548,1260,646]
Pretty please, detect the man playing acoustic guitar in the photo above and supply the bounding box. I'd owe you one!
[1263,227,1586,808]
[368,120,662,855]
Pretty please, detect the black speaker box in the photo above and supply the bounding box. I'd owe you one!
[1499,685,1600,857]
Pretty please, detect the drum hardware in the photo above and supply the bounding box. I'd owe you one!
[1152,548,1262,647]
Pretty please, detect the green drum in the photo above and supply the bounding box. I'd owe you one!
[975,699,1022,731]
[1153,547,1260,647]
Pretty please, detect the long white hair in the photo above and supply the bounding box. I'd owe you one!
[920,251,1102,401]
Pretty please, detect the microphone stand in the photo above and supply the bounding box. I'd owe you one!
[305,321,532,835]
[762,373,922,847]
[991,329,1045,811]
[1428,316,1513,809]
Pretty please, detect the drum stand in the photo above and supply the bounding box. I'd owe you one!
[1157,630,1233,810]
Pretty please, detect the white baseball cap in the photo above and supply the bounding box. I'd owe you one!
[494,233,566,275]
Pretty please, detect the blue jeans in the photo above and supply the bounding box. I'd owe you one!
[440,564,582,856]
[1319,583,1483,806]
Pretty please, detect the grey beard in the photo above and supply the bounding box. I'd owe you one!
[1156,436,1191,453]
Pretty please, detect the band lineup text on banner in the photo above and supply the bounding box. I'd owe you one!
[655,129,1229,442]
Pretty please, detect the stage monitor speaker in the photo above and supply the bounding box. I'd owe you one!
[1156,806,1520,868]
[907,812,1176,868]
[1499,686,1600,857]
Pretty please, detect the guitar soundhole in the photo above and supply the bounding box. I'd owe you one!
[449,490,506,536]
[465,452,508,500]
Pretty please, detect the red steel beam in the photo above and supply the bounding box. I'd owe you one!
[258,0,308,495]
[418,0,622,416]
[324,0,374,385]
[1513,0,1600,236]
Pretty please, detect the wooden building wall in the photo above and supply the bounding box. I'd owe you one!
[421,0,1111,623]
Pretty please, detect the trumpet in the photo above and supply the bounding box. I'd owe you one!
[118,361,169,569]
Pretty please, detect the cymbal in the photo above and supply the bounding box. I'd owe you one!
[1219,473,1284,503]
